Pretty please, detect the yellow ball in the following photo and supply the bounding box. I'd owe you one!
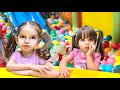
[51,15,54,19]
[5,23,10,26]
[52,40,60,45]
[0,20,5,23]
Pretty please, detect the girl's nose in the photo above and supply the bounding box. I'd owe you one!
[24,38,30,44]
[85,40,89,45]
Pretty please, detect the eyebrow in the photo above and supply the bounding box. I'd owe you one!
[19,34,37,37]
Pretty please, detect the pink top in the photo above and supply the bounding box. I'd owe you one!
[69,48,101,69]
[10,51,48,65]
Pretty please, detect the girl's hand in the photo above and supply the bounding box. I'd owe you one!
[59,66,72,78]
[30,65,52,76]
[86,45,96,56]
[45,62,56,70]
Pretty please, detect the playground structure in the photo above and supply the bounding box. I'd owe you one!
[0,12,120,77]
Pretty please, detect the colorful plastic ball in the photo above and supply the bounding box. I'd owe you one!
[0,22,4,28]
[2,17,7,22]
[60,28,65,34]
[113,65,120,73]
[107,57,116,65]
[67,63,73,68]
[115,50,120,56]
[99,64,106,71]
[101,60,107,65]
[64,20,69,24]
[6,33,10,39]
[2,29,6,34]
[103,55,109,60]
[103,41,109,48]
[53,61,60,66]
[2,25,7,30]
[110,54,116,58]
[0,19,5,23]
[106,35,112,41]
[105,64,113,72]
[112,43,120,50]
[105,47,111,53]
[108,51,114,57]
[47,18,53,24]
[55,14,59,19]
[50,32,56,37]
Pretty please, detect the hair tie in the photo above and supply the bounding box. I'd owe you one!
[42,29,46,34]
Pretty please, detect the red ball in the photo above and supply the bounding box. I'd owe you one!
[55,14,59,19]
[112,43,120,50]
[2,29,6,34]
[104,55,109,61]
[103,41,109,48]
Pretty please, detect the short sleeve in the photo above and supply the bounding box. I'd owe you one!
[69,48,79,59]
[38,58,48,65]
[93,53,101,63]
[9,52,18,62]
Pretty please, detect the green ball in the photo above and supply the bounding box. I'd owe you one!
[51,32,56,37]
[67,63,73,68]
[6,33,10,38]
[112,49,117,53]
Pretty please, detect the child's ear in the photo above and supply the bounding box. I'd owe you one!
[15,36,18,44]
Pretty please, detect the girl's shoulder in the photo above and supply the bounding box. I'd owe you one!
[70,48,80,56]
[93,52,101,58]
[11,51,21,56]
[72,48,80,53]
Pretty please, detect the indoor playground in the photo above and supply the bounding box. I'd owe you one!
[0,12,120,78]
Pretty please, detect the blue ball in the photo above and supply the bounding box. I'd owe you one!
[106,35,112,41]
[54,61,60,66]
[105,64,113,72]
[64,32,69,35]
[99,64,106,71]
[65,20,69,24]
[113,65,120,73]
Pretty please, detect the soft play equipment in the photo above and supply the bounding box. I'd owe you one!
[7,12,50,33]
[0,66,120,78]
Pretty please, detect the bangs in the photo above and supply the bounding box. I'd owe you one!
[82,30,96,39]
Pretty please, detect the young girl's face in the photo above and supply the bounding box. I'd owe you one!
[78,38,95,53]
[16,25,40,52]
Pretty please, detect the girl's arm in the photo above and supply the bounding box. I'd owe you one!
[44,61,56,70]
[86,55,100,70]
[59,55,73,78]
[86,45,100,70]
[59,54,73,68]
[6,58,51,73]
[6,58,32,71]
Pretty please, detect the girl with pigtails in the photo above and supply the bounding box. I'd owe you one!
[59,26,105,78]
[5,21,59,78]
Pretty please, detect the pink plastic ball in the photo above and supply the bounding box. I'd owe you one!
[0,22,4,28]
[47,18,53,24]
[101,60,107,65]
[60,28,65,34]
[2,25,7,30]
[107,57,116,65]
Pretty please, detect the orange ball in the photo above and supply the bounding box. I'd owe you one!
[104,47,111,53]
[67,25,72,31]
[115,50,120,56]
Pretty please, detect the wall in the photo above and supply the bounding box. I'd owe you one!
[82,12,113,37]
